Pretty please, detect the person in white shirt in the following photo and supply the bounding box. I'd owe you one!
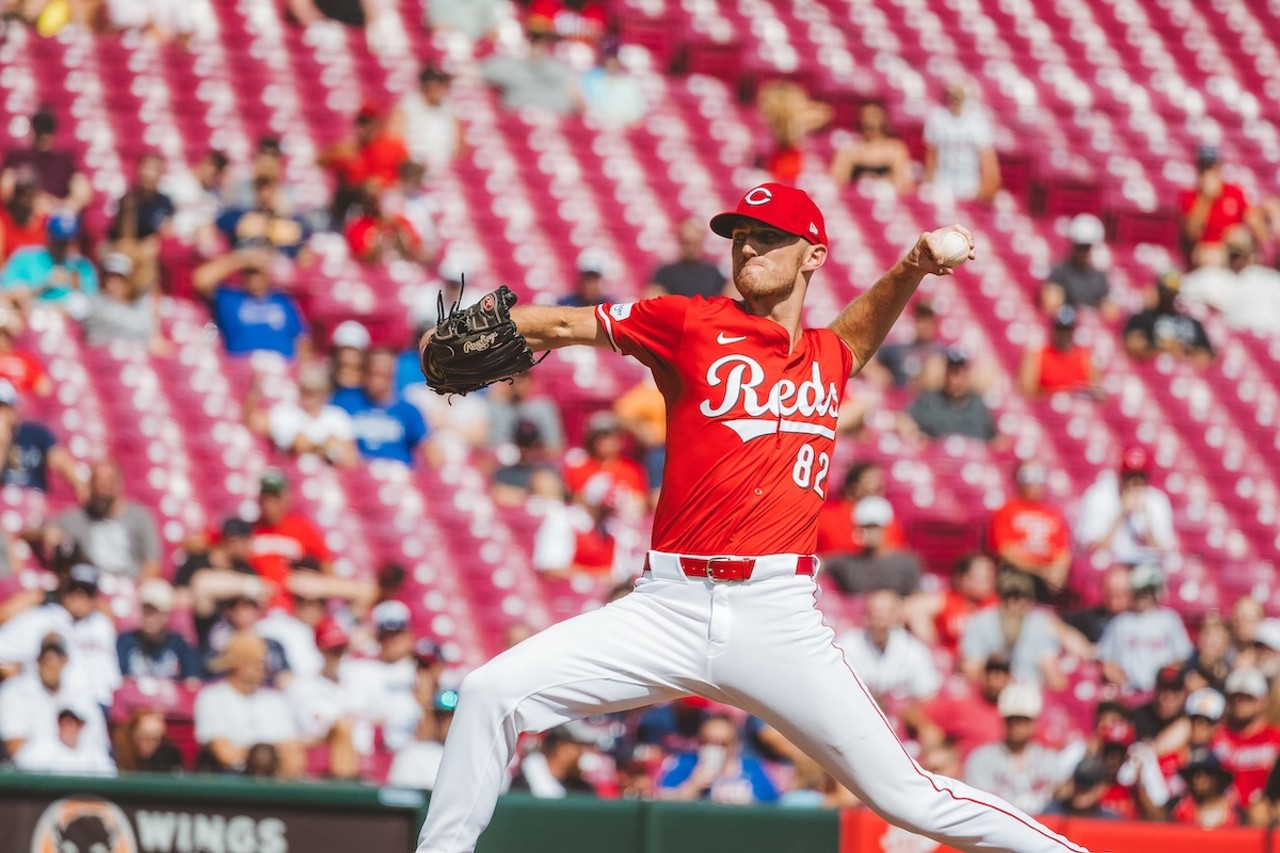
[0,632,110,757]
[1076,446,1176,567]
[963,684,1063,815]
[265,363,358,467]
[13,700,116,777]
[388,688,458,790]
[0,564,121,707]
[837,589,941,705]
[390,65,462,173]
[1098,565,1192,692]
[922,80,1000,203]
[194,631,303,777]
[339,601,425,750]
[286,619,360,779]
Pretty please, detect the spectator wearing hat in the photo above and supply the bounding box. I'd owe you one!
[837,590,940,709]
[1044,757,1119,819]
[253,362,358,467]
[390,64,462,173]
[174,516,258,607]
[332,347,431,465]
[1039,213,1117,321]
[1097,564,1192,692]
[0,168,49,262]
[902,348,997,443]
[0,379,82,496]
[388,687,459,790]
[988,461,1072,602]
[1152,688,1226,798]
[194,631,303,777]
[563,411,646,499]
[658,713,778,804]
[1212,667,1280,817]
[328,318,371,393]
[1123,271,1214,366]
[344,601,417,705]
[1180,146,1266,269]
[0,564,121,707]
[1076,446,1176,566]
[0,320,49,397]
[81,252,161,348]
[249,470,332,606]
[204,248,309,361]
[48,458,161,579]
[116,579,201,686]
[0,210,98,311]
[11,698,116,776]
[482,23,581,116]
[0,632,109,759]
[907,653,1012,760]
[0,109,92,214]
[1018,305,1100,400]
[960,571,1064,689]
[284,619,360,779]
[1134,664,1191,742]
[557,249,614,308]
[1170,747,1240,827]
[1059,701,1170,820]
[647,218,728,301]
[825,497,923,597]
[486,370,565,453]
[963,683,1063,815]
[921,79,1000,203]
[816,461,908,556]
[867,300,948,391]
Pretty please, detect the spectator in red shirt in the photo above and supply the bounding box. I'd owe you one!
[318,104,410,224]
[904,653,1010,759]
[563,412,646,500]
[913,552,998,651]
[1170,748,1241,828]
[343,188,429,265]
[1018,306,1098,400]
[1181,146,1267,268]
[816,460,907,555]
[250,469,333,608]
[0,171,47,261]
[1212,667,1280,820]
[0,322,50,398]
[527,0,607,44]
[988,461,1071,602]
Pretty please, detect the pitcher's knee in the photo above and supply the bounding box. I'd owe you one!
[457,657,532,715]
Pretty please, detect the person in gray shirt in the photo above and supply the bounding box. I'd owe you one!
[826,496,923,597]
[903,349,996,442]
[482,26,581,115]
[965,683,1065,815]
[1039,214,1117,321]
[960,571,1064,690]
[47,459,161,579]
[81,253,156,347]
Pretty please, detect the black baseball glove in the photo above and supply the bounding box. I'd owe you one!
[420,282,542,396]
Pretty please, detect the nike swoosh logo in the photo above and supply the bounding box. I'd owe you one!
[717,333,747,345]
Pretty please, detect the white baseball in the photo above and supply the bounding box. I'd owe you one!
[938,230,971,267]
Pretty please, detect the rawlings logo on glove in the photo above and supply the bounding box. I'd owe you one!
[420,280,543,396]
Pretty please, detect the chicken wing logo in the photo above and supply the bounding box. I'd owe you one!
[699,354,840,442]
[30,797,138,853]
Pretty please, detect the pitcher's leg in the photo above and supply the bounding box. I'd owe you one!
[416,582,705,853]
[715,581,1090,853]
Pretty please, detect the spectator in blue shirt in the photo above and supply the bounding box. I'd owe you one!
[117,579,202,687]
[657,713,780,804]
[333,348,429,465]
[0,379,84,496]
[0,211,98,310]
[210,249,309,360]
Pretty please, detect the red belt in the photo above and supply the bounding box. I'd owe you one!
[657,555,819,581]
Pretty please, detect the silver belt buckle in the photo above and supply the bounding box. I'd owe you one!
[704,556,734,581]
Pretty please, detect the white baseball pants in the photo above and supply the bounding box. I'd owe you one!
[415,556,1090,853]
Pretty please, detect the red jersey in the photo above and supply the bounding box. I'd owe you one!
[1036,345,1092,394]
[572,528,614,575]
[1179,183,1248,245]
[597,296,853,555]
[1169,795,1240,827]
[564,456,647,498]
[815,498,908,554]
[251,514,332,608]
[988,498,1069,565]
[0,208,46,260]
[1212,722,1280,806]
[0,349,46,394]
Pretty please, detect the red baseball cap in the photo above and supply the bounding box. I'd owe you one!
[1120,445,1151,475]
[315,618,350,652]
[710,183,828,247]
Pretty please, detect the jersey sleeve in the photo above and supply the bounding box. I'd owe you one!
[595,296,689,368]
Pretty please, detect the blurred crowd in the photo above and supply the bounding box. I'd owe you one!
[0,0,1277,835]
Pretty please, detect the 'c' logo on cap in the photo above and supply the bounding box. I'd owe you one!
[744,187,773,206]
